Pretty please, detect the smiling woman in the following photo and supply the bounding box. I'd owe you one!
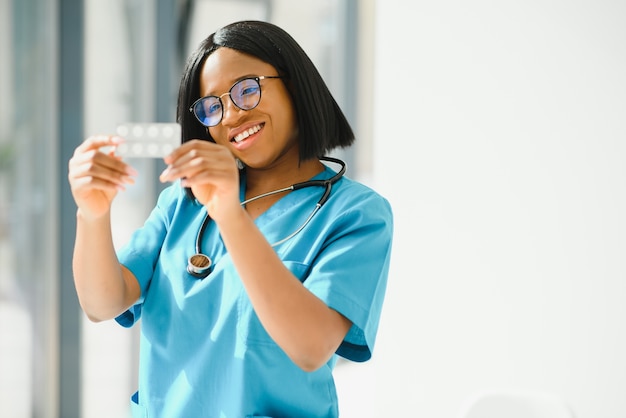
[69,19,393,418]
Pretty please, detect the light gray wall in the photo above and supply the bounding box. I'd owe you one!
[368,0,626,417]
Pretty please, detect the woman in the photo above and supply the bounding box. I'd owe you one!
[69,20,393,417]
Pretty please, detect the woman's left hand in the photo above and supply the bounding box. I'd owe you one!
[159,139,241,220]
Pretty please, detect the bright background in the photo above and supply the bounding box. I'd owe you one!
[1,0,625,417]
[364,1,626,417]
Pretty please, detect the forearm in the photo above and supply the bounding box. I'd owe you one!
[73,209,138,322]
[219,208,351,371]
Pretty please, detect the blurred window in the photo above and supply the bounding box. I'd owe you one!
[0,0,59,416]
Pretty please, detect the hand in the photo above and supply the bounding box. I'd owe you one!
[159,140,241,221]
[68,135,137,220]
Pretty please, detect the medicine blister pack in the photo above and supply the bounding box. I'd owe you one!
[115,123,181,158]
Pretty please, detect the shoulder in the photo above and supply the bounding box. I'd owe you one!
[320,163,391,208]
[324,176,394,237]
[334,176,393,215]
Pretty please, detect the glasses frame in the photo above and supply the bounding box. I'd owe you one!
[189,75,283,127]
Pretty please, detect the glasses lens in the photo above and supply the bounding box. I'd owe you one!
[230,78,261,110]
[193,97,222,127]
[191,78,264,127]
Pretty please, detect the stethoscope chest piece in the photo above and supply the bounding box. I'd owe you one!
[187,253,212,279]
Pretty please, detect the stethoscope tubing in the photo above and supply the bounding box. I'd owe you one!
[187,156,346,279]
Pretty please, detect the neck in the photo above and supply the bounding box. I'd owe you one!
[242,157,325,220]
[245,158,325,195]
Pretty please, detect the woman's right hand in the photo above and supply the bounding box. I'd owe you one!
[68,135,137,220]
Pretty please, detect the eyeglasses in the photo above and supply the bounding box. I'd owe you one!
[189,76,283,127]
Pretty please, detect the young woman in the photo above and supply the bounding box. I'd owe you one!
[68,20,393,418]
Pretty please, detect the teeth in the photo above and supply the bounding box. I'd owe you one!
[234,125,261,143]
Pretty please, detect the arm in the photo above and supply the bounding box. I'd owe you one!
[73,210,140,322]
[159,141,351,371]
[68,135,141,321]
[219,207,353,372]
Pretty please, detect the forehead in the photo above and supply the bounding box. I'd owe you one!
[200,47,276,94]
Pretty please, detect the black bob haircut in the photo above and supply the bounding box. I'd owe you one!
[176,20,355,162]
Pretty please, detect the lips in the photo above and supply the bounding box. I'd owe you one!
[232,123,263,143]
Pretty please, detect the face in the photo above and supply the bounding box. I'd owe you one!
[199,47,298,168]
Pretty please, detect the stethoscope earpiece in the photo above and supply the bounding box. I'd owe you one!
[187,253,212,279]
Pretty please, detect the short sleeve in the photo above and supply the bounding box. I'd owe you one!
[114,185,181,327]
[305,187,393,362]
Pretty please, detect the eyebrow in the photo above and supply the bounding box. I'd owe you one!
[203,74,263,97]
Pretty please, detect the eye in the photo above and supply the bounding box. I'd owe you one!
[240,84,260,97]
[233,79,260,99]
[205,99,222,115]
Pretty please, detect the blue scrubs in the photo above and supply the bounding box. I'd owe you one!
[115,165,393,418]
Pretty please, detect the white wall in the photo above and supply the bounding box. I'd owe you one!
[368,0,626,417]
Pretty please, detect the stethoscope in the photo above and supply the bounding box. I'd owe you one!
[186,156,347,279]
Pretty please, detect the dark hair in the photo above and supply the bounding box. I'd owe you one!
[176,20,354,161]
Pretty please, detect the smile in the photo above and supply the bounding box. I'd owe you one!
[232,124,263,143]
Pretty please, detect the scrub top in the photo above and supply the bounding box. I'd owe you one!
[115,165,393,418]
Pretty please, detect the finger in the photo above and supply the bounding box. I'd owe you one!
[160,148,207,182]
[160,156,207,183]
[175,164,223,187]
[163,139,219,165]
[75,135,125,154]
[71,174,128,194]
[160,151,234,184]
[161,144,235,182]
[70,157,136,188]
[70,148,138,178]
[96,151,138,176]
[108,150,124,161]
[178,169,232,188]
[70,170,134,192]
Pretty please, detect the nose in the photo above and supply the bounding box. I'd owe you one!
[219,93,243,126]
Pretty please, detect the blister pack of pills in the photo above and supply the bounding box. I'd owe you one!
[115,123,181,158]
